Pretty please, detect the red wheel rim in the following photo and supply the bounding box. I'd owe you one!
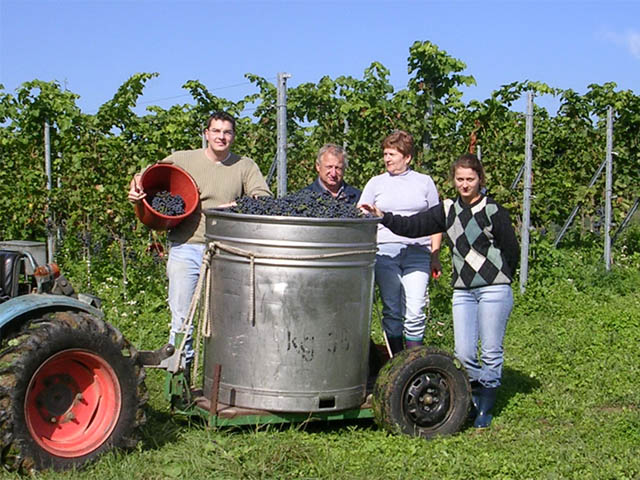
[25,349,122,458]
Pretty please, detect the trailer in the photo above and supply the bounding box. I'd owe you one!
[0,211,470,472]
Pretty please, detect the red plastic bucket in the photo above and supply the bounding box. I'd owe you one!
[134,163,199,231]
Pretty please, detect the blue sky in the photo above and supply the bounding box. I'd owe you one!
[1,0,638,116]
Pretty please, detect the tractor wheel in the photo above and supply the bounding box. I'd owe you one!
[0,311,147,472]
[372,346,470,438]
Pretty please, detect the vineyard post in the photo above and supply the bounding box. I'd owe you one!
[519,92,534,294]
[44,120,54,263]
[343,118,349,150]
[56,152,62,244]
[276,72,291,198]
[604,106,613,271]
[423,92,434,155]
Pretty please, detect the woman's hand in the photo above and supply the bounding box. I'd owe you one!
[430,235,443,279]
[358,203,383,217]
[431,254,442,280]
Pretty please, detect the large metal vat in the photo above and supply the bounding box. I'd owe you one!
[202,209,379,412]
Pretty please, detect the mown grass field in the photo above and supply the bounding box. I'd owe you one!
[3,239,639,479]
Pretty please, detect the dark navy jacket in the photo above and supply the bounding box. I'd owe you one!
[302,178,362,205]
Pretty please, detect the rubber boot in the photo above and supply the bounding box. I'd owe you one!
[470,381,481,420]
[473,386,498,428]
[405,339,423,349]
[387,336,404,355]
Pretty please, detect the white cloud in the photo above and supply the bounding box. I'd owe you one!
[602,29,640,59]
[628,32,640,58]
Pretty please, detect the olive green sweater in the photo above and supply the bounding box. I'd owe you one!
[156,149,271,244]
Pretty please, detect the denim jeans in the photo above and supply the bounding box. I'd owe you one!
[166,242,207,362]
[375,243,431,342]
[452,284,514,388]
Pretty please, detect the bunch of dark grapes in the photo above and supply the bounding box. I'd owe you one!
[591,206,606,234]
[226,190,365,219]
[150,190,186,216]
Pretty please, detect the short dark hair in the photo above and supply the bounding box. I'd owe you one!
[450,153,486,187]
[205,111,236,132]
[382,130,414,158]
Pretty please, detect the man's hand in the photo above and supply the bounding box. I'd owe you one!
[128,174,145,203]
[216,201,237,209]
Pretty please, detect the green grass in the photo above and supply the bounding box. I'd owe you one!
[4,244,639,479]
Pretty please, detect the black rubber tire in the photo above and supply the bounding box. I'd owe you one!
[0,311,147,472]
[372,346,471,438]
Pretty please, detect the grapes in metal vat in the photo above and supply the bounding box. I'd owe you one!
[226,190,365,219]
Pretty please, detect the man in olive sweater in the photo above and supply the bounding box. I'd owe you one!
[128,111,271,373]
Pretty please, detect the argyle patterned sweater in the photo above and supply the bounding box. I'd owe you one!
[381,195,519,289]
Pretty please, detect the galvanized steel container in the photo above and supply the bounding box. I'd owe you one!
[202,209,379,412]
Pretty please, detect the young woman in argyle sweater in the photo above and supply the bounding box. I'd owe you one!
[360,153,519,428]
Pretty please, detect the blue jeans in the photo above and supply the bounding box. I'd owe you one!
[452,284,514,388]
[166,242,206,362]
[375,243,431,342]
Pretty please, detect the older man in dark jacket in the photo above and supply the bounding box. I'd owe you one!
[303,144,361,204]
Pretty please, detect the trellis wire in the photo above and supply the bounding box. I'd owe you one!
[554,157,607,247]
[612,197,639,246]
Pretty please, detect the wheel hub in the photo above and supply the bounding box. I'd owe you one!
[36,374,79,420]
[404,371,451,427]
